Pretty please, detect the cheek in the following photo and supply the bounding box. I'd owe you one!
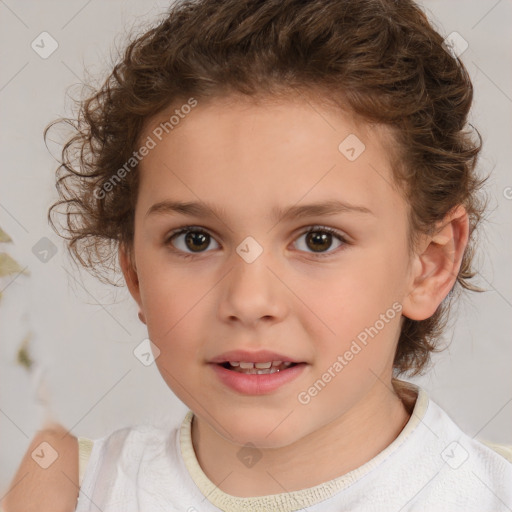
[298,251,404,327]
[136,258,220,380]
[295,250,405,370]
[137,260,197,347]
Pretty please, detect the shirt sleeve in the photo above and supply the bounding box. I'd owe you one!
[77,437,94,488]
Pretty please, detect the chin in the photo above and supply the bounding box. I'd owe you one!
[217,410,308,449]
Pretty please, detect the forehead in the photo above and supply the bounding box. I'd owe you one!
[136,94,406,223]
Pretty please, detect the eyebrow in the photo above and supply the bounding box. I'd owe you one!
[145,199,374,222]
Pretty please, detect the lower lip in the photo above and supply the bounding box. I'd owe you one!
[210,363,306,395]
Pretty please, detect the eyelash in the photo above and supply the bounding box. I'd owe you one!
[164,225,349,259]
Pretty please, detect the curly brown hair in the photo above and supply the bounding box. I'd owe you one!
[46,0,488,377]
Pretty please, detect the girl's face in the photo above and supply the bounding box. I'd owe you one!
[124,94,419,447]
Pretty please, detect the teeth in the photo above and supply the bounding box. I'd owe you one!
[229,361,291,369]
[256,368,279,374]
[225,361,297,374]
[254,362,272,369]
[239,367,281,375]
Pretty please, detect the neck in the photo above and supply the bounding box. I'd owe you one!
[191,378,413,497]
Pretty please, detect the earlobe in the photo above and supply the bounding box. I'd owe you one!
[402,205,469,321]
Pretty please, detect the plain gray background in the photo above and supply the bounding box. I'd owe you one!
[1,0,511,495]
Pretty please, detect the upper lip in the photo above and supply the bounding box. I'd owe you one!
[209,350,301,364]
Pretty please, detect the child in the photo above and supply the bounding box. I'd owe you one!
[3,0,511,510]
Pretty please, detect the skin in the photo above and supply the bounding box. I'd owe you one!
[1,424,78,511]
[120,93,469,496]
[2,92,468,507]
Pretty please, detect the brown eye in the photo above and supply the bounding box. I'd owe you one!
[305,231,332,252]
[167,227,220,255]
[294,227,346,256]
[184,231,209,252]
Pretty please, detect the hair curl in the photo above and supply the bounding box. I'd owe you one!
[47,0,488,377]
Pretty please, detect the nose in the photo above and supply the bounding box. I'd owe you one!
[217,245,288,327]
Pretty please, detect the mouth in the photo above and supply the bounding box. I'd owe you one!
[208,350,306,394]
[211,360,306,395]
[217,361,299,375]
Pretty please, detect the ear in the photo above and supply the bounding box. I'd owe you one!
[119,244,143,309]
[401,205,469,321]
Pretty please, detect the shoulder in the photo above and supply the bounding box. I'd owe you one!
[478,439,512,463]
[74,421,186,510]
[1,423,79,512]
[78,421,182,481]
[416,398,512,507]
[423,397,512,467]
[90,422,176,456]
[428,398,512,465]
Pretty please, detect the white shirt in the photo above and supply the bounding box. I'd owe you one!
[74,380,512,511]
